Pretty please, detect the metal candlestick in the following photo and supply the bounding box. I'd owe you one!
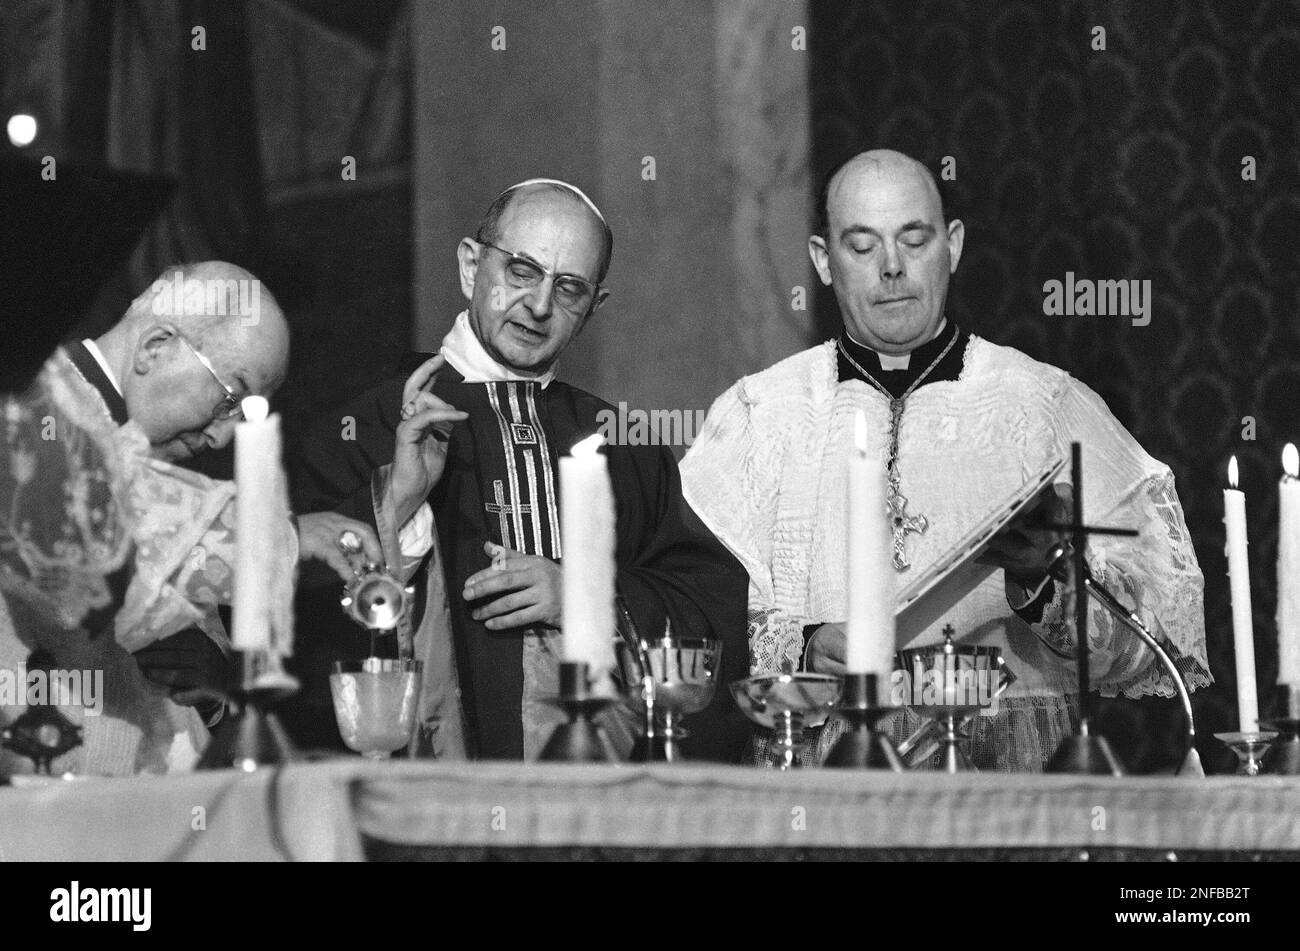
[538,661,620,763]
[1214,731,1278,776]
[823,673,903,770]
[196,650,299,772]
[1262,684,1300,774]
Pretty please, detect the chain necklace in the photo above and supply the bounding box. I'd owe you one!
[838,325,960,570]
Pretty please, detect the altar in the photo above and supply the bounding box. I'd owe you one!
[5,761,1300,862]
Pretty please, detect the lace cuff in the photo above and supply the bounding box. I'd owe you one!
[748,607,807,673]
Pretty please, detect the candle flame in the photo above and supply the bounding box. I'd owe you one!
[1228,455,1239,489]
[570,433,605,457]
[241,395,269,423]
[1285,443,1299,479]
[854,410,867,454]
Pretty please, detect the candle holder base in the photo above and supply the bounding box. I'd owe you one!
[196,683,299,772]
[823,673,903,770]
[196,651,299,772]
[1260,720,1300,775]
[1046,719,1125,776]
[1215,731,1278,776]
[538,662,620,763]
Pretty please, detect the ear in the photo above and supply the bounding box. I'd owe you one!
[457,238,482,301]
[945,218,965,273]
[132,323,178,377]
[808,234,833,287]
[575,289,611,336]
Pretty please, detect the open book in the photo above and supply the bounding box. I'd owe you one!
[894,456,1066,641]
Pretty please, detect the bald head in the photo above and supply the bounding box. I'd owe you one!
[809,149,965,354]
[818,150,946,238]
[475,181,613,282]
[100,261,290,461]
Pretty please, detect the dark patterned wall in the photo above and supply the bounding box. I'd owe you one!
[810,0,1300,772]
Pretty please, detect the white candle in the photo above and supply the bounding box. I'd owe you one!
[1224,455,1259,732]
[846,411,895,679]
[1278,443,1300,685]
[559,434,616,675]
[232,396,279,650]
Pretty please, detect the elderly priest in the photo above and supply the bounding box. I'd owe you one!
[0,262,381,778]
[294,179,750,762]
[681,150,1212,771]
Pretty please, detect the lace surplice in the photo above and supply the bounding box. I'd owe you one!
[682,336,1211,771]
[0,352,295,776]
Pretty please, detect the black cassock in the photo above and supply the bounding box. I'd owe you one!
[293,359,751,762]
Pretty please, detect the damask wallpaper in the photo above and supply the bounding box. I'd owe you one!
[810,0,1300,772]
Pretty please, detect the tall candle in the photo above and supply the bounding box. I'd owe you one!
[1279,443,1300,685]
[846,411,895,679]
[232,396,279,650]
[559,434,616,674]
[1224,455,1259,732]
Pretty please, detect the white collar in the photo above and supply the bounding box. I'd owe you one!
[846,318,948,371]
[438,311,557,388]
[82,339,123,395]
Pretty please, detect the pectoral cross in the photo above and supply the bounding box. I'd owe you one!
[885,482,927,571]
[484,479,531,550]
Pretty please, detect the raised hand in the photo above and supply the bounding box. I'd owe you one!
[391,354,469,525]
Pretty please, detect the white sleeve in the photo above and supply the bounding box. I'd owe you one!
[398,502,434,559]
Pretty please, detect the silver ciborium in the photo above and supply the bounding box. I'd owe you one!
[894,628,1015,772]
[730,673,842,770]
[615,636,721,762]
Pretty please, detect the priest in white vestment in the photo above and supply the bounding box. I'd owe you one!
[681,150,1210,770]
[0,263,380,778]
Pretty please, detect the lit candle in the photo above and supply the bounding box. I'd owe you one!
[846,411,895,679]
[559,434,616,676]
[231,396,278,650]
[1278,443,1300,685]
[1224,456,1259,732]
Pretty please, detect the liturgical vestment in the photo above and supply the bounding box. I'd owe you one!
[0,345,295,777]
[681,326,1212,771]
[294,313,750,762]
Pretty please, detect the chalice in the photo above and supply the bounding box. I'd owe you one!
[894,630,1015,772]
[730,672,842,770]
[615,636,721,762]
[330,658,422,759]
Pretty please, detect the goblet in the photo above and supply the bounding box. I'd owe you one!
[730,673,842,770]
[330,658,422,759]
[615,637,721,762]
[894,632,1015,772]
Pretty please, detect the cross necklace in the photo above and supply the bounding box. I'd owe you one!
[837,326,960,570]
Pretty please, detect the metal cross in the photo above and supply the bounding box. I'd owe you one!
[885,482,928,571]
[484,479,532,551]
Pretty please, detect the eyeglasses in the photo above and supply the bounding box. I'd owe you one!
[480,243,607,316]
[175,331,244,421]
